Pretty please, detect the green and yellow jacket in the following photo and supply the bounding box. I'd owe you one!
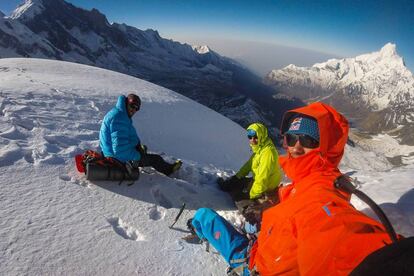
[236,123,281,199]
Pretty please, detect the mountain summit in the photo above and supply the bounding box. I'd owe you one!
[10,0,46,20]
[265,44,414,145]
[377,43,401,60]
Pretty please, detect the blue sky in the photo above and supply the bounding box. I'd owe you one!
[1,0,413,72]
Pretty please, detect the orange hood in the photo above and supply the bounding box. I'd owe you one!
[279,102,349,182]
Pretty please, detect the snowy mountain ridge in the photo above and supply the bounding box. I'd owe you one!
[267,43,413,111]
[0,0,301,134]
[10,0,45,20]
[265,43,414,145]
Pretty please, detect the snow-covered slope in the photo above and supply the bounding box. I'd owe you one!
[265,43,414,145]
[0,58,252,168]
[0,58,413,275]
[0,58,251,275]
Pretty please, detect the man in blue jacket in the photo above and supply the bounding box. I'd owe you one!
[99,93,181,176]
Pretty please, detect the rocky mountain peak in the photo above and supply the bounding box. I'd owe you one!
[11,0,110,27]
[144,29,162,40]
[10,0,45,20]
[193,45,211,54]
[355,42,405,70]
[87,8,110,28]
[378,43,406,69]
[379,42,397,58]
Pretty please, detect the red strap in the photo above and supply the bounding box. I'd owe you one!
[75,150,126,173]
[75,154,85,173]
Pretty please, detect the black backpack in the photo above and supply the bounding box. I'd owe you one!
[75,150,139,182]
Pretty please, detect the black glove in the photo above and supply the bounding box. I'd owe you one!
[136,144,148,156]
[218,175,238,191]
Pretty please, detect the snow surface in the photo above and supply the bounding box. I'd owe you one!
[0,58,413,275]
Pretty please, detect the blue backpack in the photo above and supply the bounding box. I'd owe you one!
[191,208,249,269]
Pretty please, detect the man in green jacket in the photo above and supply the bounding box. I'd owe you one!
[218,123,282,212]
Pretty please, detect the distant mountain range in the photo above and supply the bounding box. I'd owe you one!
[0,0,302,135]
[265,43,414,145]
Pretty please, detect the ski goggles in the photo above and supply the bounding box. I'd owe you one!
[284,133,319,149]
[247,129,258,140]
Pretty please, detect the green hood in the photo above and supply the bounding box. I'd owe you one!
[237,122,281,199]
[247,123,272,153]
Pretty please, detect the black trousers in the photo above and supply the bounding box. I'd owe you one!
[138,153,174,176]
[227,177,254,202]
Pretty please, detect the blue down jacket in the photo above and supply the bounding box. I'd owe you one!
[99,95,140,162]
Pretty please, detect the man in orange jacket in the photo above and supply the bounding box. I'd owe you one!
[248,102,394,275]
[190,102,399,276]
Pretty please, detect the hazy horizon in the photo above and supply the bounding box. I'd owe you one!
[170,36,340,76]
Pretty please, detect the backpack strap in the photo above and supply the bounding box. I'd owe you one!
[230,258,248,264]
[107,157,135,186]
[82,150,105,168]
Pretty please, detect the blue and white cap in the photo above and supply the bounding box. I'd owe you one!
[247,129,257,137]
[286,117,320,142]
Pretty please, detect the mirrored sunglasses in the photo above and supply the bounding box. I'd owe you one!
[285,133,319,149]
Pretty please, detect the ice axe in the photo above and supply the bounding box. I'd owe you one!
[169,203,186,229]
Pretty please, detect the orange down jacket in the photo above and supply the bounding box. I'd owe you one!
[249,102,393,275]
